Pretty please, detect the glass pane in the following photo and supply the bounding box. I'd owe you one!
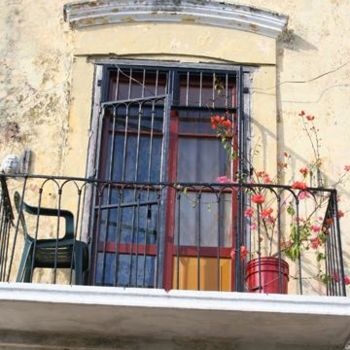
[178,111,219,134]
[96,252,156,287]
[178,72,236,108]
[174,192,232,247]
[177,138,229,183]
[97,189,159,244]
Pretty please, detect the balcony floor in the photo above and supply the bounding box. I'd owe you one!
[0,283,349,350]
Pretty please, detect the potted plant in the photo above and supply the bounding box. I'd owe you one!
[211,111,350,294]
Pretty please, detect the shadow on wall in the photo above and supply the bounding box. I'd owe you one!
[252,117,350,197]
[280,29,318,53]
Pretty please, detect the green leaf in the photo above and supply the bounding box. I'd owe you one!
[316,252,325,262]
[287,205,295,216]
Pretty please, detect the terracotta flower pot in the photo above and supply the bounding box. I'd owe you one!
[245,256,289,294]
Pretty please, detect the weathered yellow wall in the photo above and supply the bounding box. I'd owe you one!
[1,0,350,291]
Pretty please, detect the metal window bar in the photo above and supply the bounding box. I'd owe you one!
[95,91,167,287]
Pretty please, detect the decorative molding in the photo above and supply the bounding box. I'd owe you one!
[64,0,288,39]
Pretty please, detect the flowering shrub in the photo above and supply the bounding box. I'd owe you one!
[211,110,350,286]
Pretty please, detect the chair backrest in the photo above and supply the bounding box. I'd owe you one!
[13,191,75,240]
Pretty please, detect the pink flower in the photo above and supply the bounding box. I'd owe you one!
[216,176,231,184]
[265,216,276,224]
[306,115,315,121]
[337,210,345,218]
[332,272,340,283]
[292,181,307,191]
[296,217,306,224]
[263,175,272,184]
[310,237,322,249]
[345,276,350,285]
[251,193,265,204]
[230,246,249,260]
[299,168,308,177]
[344,165,350,172]
[244,207,254,217]
[311,225,321,233]
[240,246,248,260]
[298,191,310,200]
[298,110,305,116]
[250,223,257,230]
[280,240,292,250]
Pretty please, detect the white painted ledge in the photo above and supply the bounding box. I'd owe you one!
[0,282,349,316]
[63,0,288,39]
[0,283,349,349]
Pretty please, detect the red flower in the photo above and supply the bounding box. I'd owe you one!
[310,237,322,249]
[337,210,345,218]
[298,110,305,116]
[299,167,308,177]
[306,115,315,121]
[251,193,265,204]
[210,115,221,129]
[261,207,273,218]
[211,115,232,130]
[325,217,334,226]
[244,207,254,217]
[222,119,232,129]
[291,181,307,191]
[344,165,350,172]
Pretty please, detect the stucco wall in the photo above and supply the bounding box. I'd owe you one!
[0,0,350,290]
[0,0,73,175]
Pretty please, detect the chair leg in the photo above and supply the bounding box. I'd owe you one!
[16,242,34,283]
[73,245,84,285]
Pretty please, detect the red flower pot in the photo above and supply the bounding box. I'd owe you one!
[245,257,289,294]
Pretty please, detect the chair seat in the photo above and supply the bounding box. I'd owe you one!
[33,241,88,269]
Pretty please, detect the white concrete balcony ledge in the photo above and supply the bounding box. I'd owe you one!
[0,283,349,349]
[63,0,288,39]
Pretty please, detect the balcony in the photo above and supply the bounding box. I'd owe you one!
[0,173,349,349]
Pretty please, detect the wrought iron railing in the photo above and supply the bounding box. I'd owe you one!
[0,176,14,281]
[0,174,346,296]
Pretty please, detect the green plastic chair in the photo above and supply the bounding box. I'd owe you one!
[14,192,88,284]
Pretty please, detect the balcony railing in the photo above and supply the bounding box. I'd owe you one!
[0,174,346,296]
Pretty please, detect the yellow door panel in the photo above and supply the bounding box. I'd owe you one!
[173,257,231,291]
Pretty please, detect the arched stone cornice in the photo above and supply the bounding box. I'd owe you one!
[64,0,288,39]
